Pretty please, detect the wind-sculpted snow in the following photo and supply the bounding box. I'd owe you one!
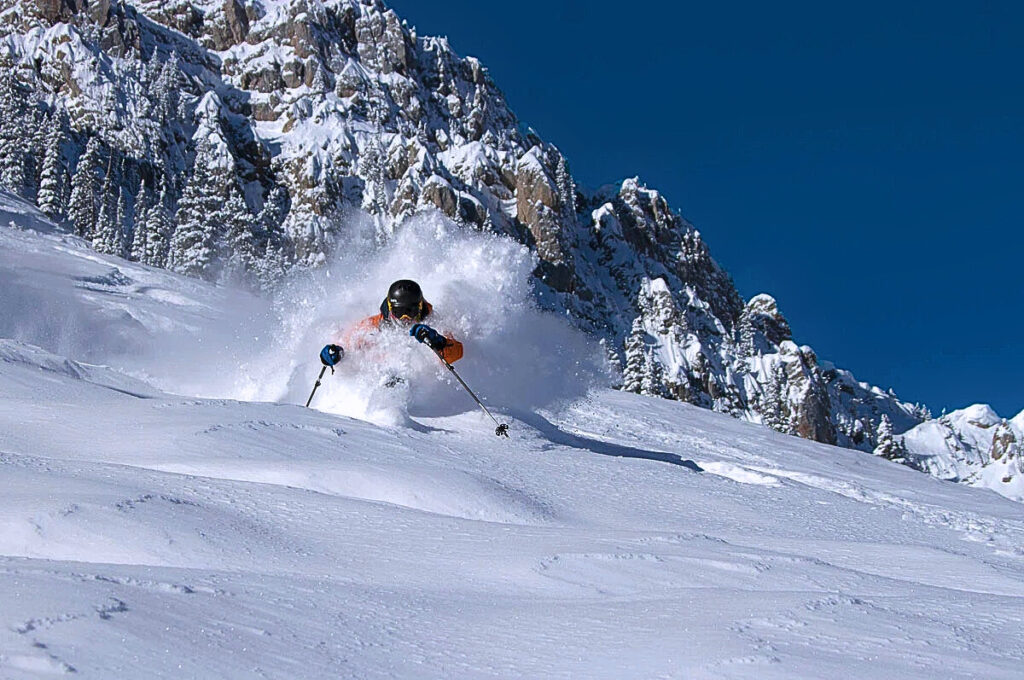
[3,336,1024,677]
[0,193,275,397]
[0,339,157,399]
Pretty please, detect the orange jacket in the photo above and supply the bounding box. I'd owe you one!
[340,300,464,364]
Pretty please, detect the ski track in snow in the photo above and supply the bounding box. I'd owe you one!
[3,207,1024,677]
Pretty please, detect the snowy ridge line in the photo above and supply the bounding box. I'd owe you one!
[0,343,153,399]
[2,448,555,530]
[144,460,559,526]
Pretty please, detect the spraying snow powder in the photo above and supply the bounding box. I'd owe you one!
[236,211,606,427]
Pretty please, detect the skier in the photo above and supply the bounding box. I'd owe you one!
[319,279,464,369]
[310,280,506,436]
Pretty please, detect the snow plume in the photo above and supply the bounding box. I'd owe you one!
[0,192,602,425]
[0,193,266,396]
[236,210,607,425]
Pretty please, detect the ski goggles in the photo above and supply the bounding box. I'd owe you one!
[388,300,422,321]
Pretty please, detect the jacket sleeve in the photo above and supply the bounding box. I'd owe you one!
[440,335,463,363]
[340,314,383,349]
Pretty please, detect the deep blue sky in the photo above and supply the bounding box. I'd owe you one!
[389,0,1023,418]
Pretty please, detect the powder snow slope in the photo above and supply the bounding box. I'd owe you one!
[3,200,1024,678]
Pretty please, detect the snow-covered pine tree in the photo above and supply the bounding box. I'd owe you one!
[599,338,624,390]
[872,414,908,463]
[640,346,666,397]
[92,157,122,255]
[219,183,257,283]
[137,58,157,121]
[0,136,27,196]
[0,62,28,196]
[736,314,756,359]
[144,179,173,268]
[761,362,791,433]
[153,52,183,125]
[874,413,894,450]
[26,107,47,199]
[118,185,130,253]
[0,52,19,110]
[255,237,288,289]
[554,150,577,223]
[170,141,233,279]
[257,184,287,239]
[622,317,649,394]
[129,182,150,261]
[911,402,932,421]
[37,115,67,219]
[252,184,290,288]
[68,137,103,239]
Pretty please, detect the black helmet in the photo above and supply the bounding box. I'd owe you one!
[387,279,424,321]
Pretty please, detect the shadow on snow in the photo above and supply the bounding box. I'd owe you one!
[511,410,704,473]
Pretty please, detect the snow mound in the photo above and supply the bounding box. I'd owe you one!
[0,198,273,398]
[0,189,58,234]
[147,461,553,525]
[0,339,157,399]
[0,456,264,568]
[700,461,781,486]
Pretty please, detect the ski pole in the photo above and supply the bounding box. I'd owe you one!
[307,345,344,407]
[305,365,331,408]
[432,351,509,437]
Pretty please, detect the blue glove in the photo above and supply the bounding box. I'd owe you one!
[410,324,447,352]
[320,344,344,366]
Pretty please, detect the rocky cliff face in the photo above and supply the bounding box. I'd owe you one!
[0,0,941,471]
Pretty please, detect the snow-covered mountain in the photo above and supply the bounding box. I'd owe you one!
[0,0,1004,491]
[3,192,1024,678]
[895,405,1024,501]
